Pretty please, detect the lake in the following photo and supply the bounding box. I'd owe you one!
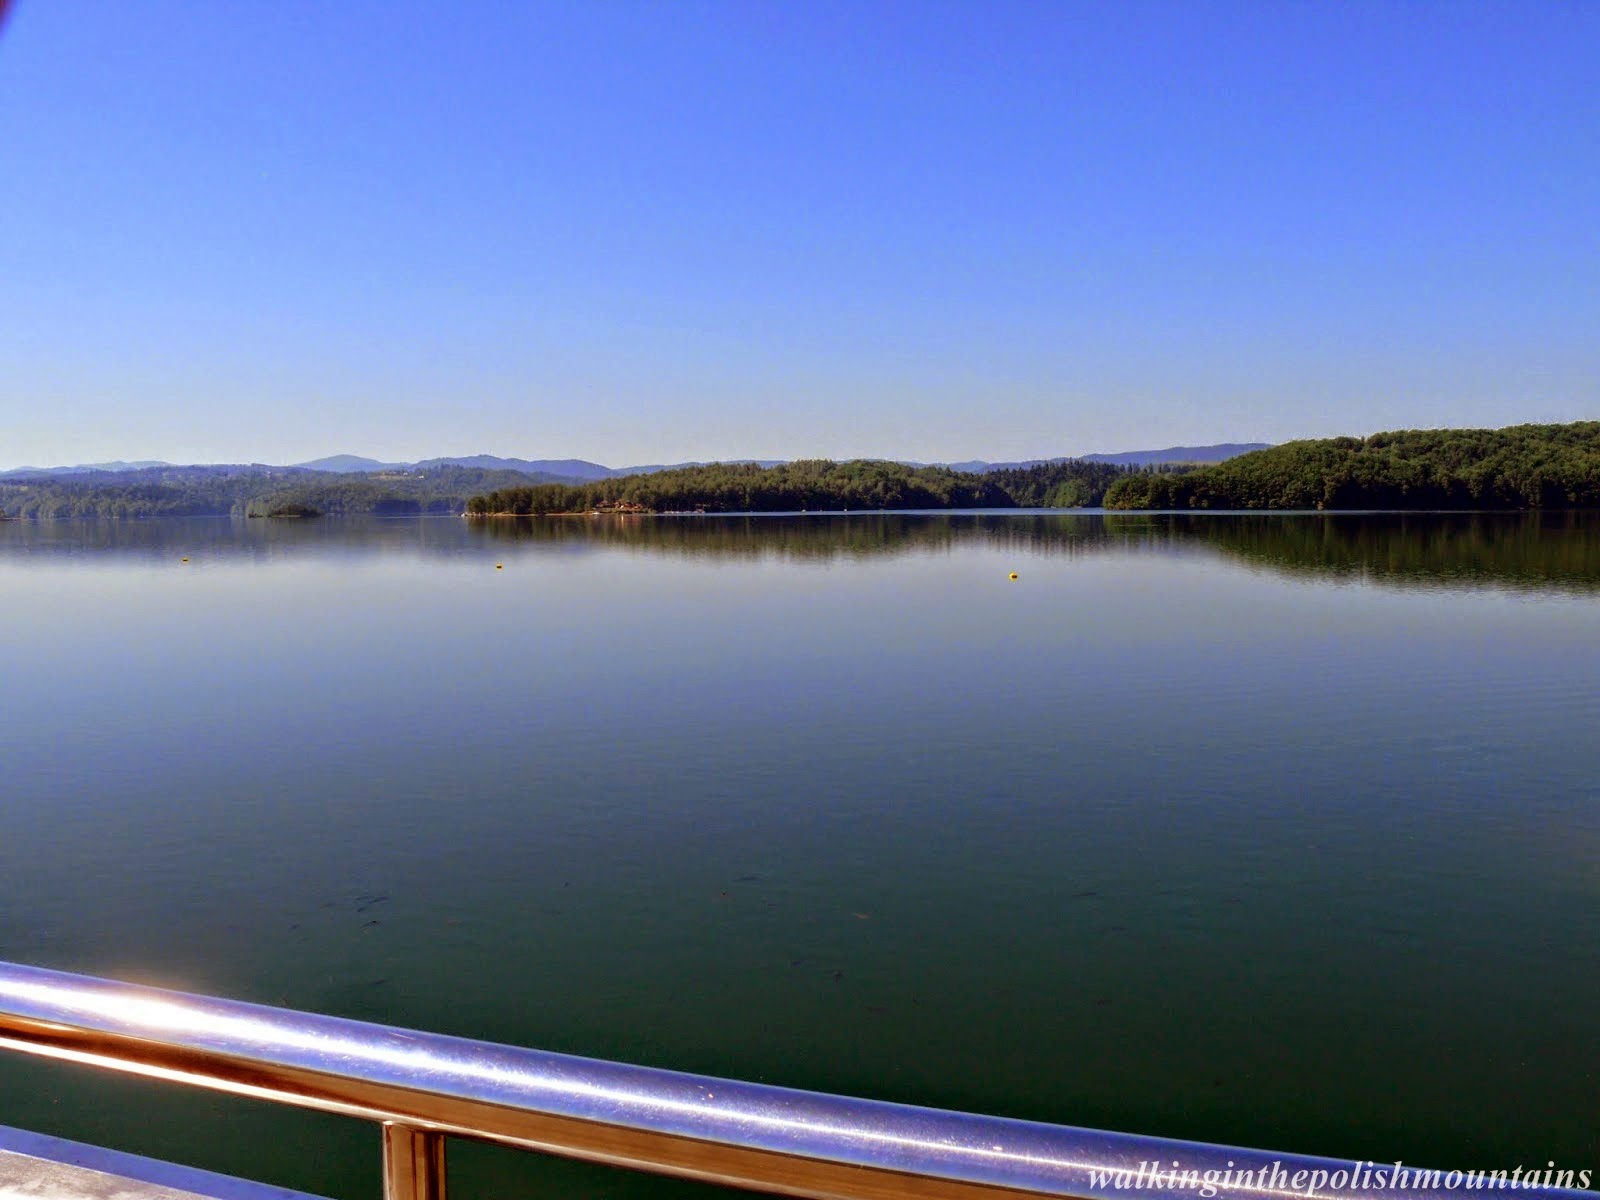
[1,511,1596,1198]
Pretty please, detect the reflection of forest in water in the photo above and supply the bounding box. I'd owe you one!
[472,512,1148,562]
[1182,511,1600,595]
[0,515,480,565]
[474,511,1600,593]
[5,511,1599,594]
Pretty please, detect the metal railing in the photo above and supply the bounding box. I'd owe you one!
[0,961,1587,1200]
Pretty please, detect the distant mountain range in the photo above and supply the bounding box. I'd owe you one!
[292,454,790,479]
[0,459,174,476]
[291,453,608,477]
[1,444,1269,481]
[941,444,1272,472]
[1080,442,1272,466]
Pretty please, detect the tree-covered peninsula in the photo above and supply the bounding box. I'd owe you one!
[1103,422,1600,510]
[465,458,1135,515]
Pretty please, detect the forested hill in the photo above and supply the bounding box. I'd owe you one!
[467,458,1139,514]
[0,464,576,518]
[1103,423,1600,510]
[1,457,1145,518]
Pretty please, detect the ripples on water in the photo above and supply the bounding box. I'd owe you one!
[1,512,1596,1198]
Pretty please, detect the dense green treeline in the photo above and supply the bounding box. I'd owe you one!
[237,465,546,516]
[468,460,1008,514]
[467,458,1134,514]
[0,467,264,518]
[0,465,567,518]
[981,459,1132,507]
[1103,422,1600,510]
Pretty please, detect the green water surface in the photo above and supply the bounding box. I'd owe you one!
[1,512,1595,1197]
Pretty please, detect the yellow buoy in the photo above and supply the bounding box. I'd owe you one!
[495,563,503,569]
[1008,572,1018,580]
[181,557,189,563]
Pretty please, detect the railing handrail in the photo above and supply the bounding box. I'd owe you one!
[0,961,1587,1200]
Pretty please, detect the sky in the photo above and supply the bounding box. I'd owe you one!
[0,1,1595,469]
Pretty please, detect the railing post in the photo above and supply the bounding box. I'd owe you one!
[382,1123,446,1200]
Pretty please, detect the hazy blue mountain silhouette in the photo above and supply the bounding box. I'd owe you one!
[5,444,1269,480]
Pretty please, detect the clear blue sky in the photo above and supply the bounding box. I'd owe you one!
[1,1,1595,468]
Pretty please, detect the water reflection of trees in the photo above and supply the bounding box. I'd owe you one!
[0,516,477,565]
[471,512,1165,562]
[1166,511,1600,595]
[473,511,1600,592]
[5,511,1599,594]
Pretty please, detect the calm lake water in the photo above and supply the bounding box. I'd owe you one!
[1,512,1596,1197]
